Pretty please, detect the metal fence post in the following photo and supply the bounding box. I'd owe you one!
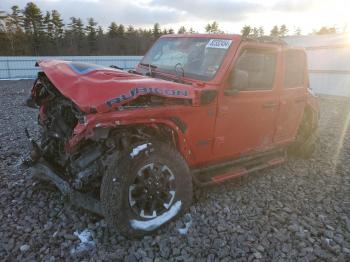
[6,58,11,79]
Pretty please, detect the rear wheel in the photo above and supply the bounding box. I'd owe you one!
[289,108,318,158]
[101,142,193,237]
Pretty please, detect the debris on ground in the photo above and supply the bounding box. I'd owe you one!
[177,213,193,236]
[70,229,96,258]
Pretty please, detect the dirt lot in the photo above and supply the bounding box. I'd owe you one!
[0,80,350,261]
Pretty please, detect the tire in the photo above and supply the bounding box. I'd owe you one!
[100,141,193,237]
[298,133,317,159]
[289,109,318,159]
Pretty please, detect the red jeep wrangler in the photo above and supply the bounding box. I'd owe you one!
[27,34,319,237]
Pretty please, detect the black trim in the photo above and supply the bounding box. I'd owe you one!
[200,89,218,105]
[169,117,187,133]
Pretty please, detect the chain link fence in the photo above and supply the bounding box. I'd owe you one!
[0,56,143,80]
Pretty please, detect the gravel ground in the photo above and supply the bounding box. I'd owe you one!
[1,80,350,261]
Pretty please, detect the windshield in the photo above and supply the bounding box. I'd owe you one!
[141,37,232,81]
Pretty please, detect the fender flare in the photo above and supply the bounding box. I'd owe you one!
[67,117,195,164]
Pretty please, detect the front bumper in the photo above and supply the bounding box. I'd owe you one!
[30,160,103,215]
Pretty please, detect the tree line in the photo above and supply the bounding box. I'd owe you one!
[0,3,170,56]
[240,24,339,38]
[0,2,340,56]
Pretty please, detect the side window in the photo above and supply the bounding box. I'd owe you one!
[284,50,306,88]
[234,48,277,90]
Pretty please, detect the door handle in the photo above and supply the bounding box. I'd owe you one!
[262,101,278,109]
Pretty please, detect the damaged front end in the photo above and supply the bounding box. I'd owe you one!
[26,71,181,215]
[27,73,108,214]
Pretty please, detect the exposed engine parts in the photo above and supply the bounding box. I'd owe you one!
[28,73,177,194]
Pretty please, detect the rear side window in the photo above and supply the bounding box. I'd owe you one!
[235,48,277,90]
[284,50,306,88]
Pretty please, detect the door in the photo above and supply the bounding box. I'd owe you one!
[213,45,281,161]
[274,49,308,143]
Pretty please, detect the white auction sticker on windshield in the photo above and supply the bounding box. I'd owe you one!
[206,39,232,49]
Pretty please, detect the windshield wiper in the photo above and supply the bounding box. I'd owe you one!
[139,62,157,77]
[139,62,157,68]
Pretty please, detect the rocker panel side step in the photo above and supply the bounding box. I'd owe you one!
[192,148,284,176]
[211,168,247,183]
[193,153,286,187]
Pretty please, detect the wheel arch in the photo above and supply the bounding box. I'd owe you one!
[71,117,195,164]
[301,104,319,135]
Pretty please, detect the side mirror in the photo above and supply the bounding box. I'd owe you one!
[224,69,248,96]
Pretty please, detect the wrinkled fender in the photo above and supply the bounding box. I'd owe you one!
[67,115,195,165]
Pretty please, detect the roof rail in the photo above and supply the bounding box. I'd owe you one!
[243,36,288,45]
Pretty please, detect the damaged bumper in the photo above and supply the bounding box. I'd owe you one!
[30,161,103,215]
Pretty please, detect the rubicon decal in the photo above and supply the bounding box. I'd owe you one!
[106,87,189,107]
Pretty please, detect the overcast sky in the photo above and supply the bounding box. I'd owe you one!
[0,0,349,34]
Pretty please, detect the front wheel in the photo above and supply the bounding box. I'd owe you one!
[101,142,193,237]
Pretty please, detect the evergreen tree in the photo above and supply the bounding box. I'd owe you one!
[5,6,26,54]
[270,25,279,37]
[152,23,161,38]
[126,25,135,34]
[251,27,259,38]
[258,26,264,37]
[241,25,251,37]
[98,26,103,36]
[315,26,336,35]
[178,26,186,34]
[279,24,288,37]
[43,11,53,38]
[8,6,24,32]
[117,24,125,37]
[294,27,302,35]
[51,10,64,40]
[67,17,85,53]
[108,22,118,38]
[23,2,44,54]
[42,11,54,53]
[86,17,97,53]
[0,2,208,55]
[205,21,222,34]
[76,18,85,41]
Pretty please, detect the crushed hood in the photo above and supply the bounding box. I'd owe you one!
[38,60,195,113]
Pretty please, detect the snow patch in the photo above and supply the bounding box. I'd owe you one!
[130,201,182,231]
[74,229,93,243]
[70,229,96,256]
[130,143,151,158]
[178,213,192,235]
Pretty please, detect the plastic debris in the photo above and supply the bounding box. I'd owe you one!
[70,229,96,257]
[130,143,151,158]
